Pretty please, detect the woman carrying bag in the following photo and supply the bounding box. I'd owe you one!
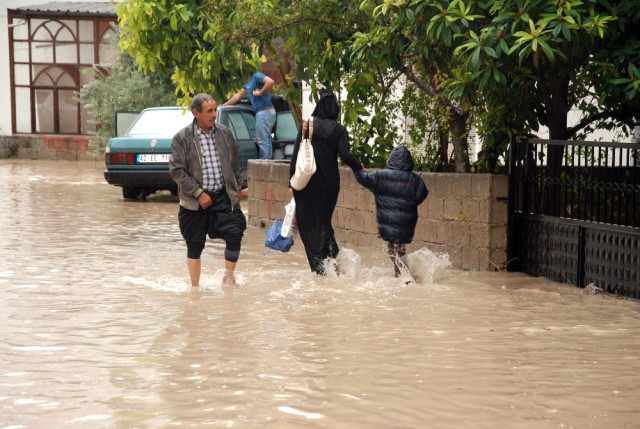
[289,94,362,275]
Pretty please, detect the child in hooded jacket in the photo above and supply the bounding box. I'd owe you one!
[355,145,428,277]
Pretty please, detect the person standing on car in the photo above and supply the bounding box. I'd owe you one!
[290,93,362,275]
[223,70,277,160]
[170,93,247,288]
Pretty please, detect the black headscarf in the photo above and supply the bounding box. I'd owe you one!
[311,93,340,121]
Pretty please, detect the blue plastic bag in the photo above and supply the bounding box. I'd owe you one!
[265,219,294,253]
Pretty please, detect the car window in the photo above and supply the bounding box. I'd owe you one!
[128,109,193,137]
[116,111,140,136]
[226,111,256,140]
[275,112,298,140]
[244,112,256,139]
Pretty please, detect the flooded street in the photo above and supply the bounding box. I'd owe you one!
[1,159,639,429]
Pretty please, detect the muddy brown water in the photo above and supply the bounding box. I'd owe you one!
[1,160,639,428]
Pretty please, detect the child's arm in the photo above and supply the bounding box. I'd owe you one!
[416,176,429,204]
[355,168,377,191]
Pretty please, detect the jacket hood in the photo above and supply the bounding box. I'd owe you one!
[387,145,414,171]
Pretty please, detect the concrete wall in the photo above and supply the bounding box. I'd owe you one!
[0,135,99,161]
[247,160,509,271]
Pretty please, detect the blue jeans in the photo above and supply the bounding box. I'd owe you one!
[255,108,277,159]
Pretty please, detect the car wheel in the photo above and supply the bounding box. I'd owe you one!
[135,189,148,201]
[122,186,136,200]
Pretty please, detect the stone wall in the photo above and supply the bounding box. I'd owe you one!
[0,135,99,161]
[247,160,509,271]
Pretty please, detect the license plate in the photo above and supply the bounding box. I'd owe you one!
[137,153,170,163]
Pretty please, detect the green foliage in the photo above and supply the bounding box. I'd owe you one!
[78,43,177,153]
[115,0,640,172]
[438,0,640,139]
[116,0,258,106]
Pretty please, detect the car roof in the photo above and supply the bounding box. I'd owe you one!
[218,104,253,112]
[138,104,253,111]
[139,106,187,112]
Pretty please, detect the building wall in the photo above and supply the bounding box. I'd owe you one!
[0,134,98,160]
[0,0,115,136]
[0,0,41,135]
[246,160,509,271]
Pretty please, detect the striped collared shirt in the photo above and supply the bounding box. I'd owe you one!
[197,126,225,192]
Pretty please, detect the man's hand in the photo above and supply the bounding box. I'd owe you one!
[254,75,275,97]
[197,192,213,209]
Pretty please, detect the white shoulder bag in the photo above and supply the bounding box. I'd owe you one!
[290,119,316,191]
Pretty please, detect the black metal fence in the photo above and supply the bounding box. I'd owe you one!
[508,138,640,299]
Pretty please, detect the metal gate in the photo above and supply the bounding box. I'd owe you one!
[508,138,640,299]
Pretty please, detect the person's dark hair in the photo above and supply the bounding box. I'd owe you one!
[191,93,215,112]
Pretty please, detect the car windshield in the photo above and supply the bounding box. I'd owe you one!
[127,108,194,137]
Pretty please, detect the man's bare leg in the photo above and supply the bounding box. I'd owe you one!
[223,260,237,286]
[187,257,201,287]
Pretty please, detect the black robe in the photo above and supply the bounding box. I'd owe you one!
[289,95,362,274]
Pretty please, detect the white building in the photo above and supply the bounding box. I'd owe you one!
[0,1,118,137]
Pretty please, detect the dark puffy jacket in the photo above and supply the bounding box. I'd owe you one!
[355,146,428,244]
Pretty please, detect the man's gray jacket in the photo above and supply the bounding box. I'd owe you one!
[169,120,242,211]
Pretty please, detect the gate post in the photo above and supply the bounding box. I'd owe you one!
[507,135,518,271]
[577,226,586,288]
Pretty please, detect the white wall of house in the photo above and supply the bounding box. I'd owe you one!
[0,0,110,136]
[537,108,636,143]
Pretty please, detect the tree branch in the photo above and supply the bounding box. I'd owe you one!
[567,110,614,137]
[398,63,436,97]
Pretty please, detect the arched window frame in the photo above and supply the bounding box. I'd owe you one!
[8,11,117,135]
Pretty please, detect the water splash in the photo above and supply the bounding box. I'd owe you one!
[335,248,361,278]
[407,247,451,284]
[322,247,450,285]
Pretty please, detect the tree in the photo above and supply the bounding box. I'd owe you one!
[115,0,289,107]
[450,0,640,137]
[352,0,640,171]
[116,0,420,166]
[79,41,177,152]
[116,0,640,172]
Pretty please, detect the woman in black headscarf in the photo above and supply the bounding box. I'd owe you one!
[289,94,362,275]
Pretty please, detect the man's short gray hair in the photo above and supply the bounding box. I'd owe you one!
[191,93,215,112]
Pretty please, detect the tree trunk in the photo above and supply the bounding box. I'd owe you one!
[438,125,449,171]
[449,109,470,173]
[541,71,570,216]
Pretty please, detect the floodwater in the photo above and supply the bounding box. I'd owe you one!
[1,160,639,429]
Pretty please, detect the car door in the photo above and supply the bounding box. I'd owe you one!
[273,111,298,159]
[218,108,257,187]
